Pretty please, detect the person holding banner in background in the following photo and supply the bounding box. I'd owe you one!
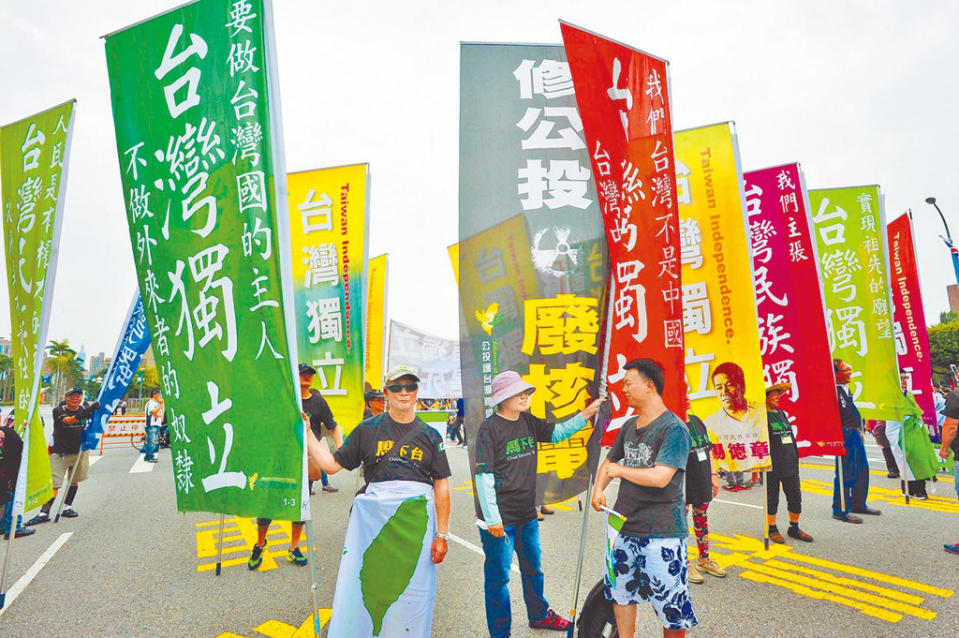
[939,389,959,554]
[312,365,451,638]
[832,360,879,523]
[683,397,725,584]
[26,387,99,526]
[592,359,697,638]
[472,370,604,637]
[765,383,813,543]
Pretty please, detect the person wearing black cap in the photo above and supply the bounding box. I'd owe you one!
[765,383,812,543]
[26,387,99,525]
[363,387,385,420]
[299,363,342,494]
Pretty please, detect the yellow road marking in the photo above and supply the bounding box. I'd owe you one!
[215,611,332,638]
[453,480,474,496]
[742,560,937,620]
[195,517,307,572]
[799,462,954,482]
[785,552,954,598]
[546,497,580,511]
[763,559,925,605]
[740,571,903,623]
[799,477,959,514]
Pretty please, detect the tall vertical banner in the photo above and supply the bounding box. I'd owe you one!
[560,23,685,445]
[888,213,938,436]
[82,293,151,450]
[105,0,307,520]
[0,100,75,511]
[808,186,916,420]
[365,253,388,391]
[288,164,369,435]
[675,123,769,472]
[743,164,843,456]
[459,42,608,505]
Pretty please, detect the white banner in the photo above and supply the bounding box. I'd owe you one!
[387,321,461,397]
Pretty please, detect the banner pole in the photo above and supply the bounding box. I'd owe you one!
[566,419,597,638]
[762,470,770,551]
[305,519,322,638]
[215,514,225,576]
[900,417,910,505]
[835,455,845,514]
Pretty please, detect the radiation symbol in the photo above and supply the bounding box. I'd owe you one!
[531,226,580,278]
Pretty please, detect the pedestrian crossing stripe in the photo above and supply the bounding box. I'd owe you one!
[688,532,953,623]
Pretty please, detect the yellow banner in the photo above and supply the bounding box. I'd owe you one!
[447,243,459,287]
[365,254,388,390]
[288,164,369,435]
[676,123,770,472]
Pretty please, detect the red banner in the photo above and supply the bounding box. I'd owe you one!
[888,213,938,437]
[560,23,684,445]
[743,164,844,457]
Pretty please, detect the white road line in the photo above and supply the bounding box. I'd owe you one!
[0,532,73,618]
[88,455,103,467]
[448,532,519,573]
[129,456,156,474]
[712,498,763,510]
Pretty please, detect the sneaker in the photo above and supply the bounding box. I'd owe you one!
[25,512,50,526]
[321,485,339,493]
[698,558,727,577]
[722,485,740,492]
[768,527,785,544]
[787,526,814,542]
[61,507,79,518]
[287,548,308,566]
[687,561,705,584]
[248,544,264,570]
[528,609,569,631]
[540,506,555,515]
[537,510,545,521]
[944,544,959,555]
[147,458,159,463]
[887,471,900,479]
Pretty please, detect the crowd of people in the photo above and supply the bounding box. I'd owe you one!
[1,353,956,637]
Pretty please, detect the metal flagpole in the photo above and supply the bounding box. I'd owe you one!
[762,470,770,551]
[304,519,322,638]
[900,416,910,505]
[566,436,595,638]
[835,455,845,515]
[215,514,226,576]
[51,465,73,523]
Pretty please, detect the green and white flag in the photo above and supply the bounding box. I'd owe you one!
[808,185,915,421]
[104,0,305,520]
[0,100,75,512]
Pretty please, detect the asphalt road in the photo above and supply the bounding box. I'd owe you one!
[0,439,956,638]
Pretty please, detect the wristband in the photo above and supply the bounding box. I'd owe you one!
[435,532,449,540]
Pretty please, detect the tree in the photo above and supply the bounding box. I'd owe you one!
[46,339,77,403]
[940,311,959,325]
[0,353,12,404]
[928,320,959,385]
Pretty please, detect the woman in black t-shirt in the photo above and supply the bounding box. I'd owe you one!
[684,397,725,584]
[765,383,812,543]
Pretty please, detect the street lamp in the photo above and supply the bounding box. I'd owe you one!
[925,196,959,285]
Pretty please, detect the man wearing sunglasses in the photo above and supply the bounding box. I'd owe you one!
[312,365,451,638]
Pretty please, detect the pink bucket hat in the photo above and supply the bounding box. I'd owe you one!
[490,371,536,406]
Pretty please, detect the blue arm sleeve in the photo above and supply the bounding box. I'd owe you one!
[475,472,502,526]
[550,413,587,443]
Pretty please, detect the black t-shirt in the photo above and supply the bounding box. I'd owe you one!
[302,390,337,439]
[767,408,799,478]
[684,415,712,506]
[836,385,862,430]
[334,412,451,486]
[942,390,959,456]
[472,412,555,526]
[607,411,690,538]
[52,402,97,455]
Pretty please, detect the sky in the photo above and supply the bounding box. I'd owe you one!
[1,0,958,358]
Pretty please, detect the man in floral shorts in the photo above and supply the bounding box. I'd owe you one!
[592,359,697,637]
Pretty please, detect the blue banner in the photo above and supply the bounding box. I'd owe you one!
[82,294,150,450]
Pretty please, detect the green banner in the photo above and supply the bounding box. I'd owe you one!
[104,0,305,520]
[808,185,915,420]
[0,101,74,511]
